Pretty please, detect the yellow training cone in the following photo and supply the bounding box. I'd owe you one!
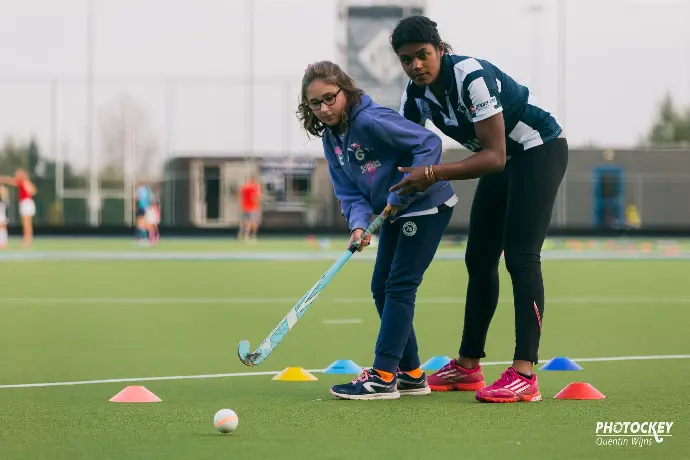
[272,367,319,381]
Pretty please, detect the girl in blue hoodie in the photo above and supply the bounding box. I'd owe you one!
[298,60,457,400]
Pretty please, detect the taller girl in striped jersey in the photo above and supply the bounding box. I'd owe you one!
[388,15,569,403]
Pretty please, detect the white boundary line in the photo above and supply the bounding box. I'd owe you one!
[2,297,690,306]
[1,354,688,390]
[322,319,364,324]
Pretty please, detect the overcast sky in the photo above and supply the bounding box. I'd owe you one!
[0,0,689,169]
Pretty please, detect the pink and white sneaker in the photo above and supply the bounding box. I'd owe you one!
[475,367,542,403]
[427,359,485,392]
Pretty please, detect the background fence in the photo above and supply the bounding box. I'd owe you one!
[4,146,690,231]
[2,0,690,233]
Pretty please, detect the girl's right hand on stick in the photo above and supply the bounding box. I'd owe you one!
[349,228,371,252]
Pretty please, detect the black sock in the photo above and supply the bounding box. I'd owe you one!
[517,371,532,379]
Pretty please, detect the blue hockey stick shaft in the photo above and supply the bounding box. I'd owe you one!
[238,213,385,366]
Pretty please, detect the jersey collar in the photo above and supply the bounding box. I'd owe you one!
[408,53,458,108]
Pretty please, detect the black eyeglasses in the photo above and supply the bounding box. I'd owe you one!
[308,88,342,111]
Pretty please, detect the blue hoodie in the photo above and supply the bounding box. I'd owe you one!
[323,94,456,231]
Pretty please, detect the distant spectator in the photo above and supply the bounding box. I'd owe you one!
[0,185,8,249]
[238,176,262,242]
[135,182,154,245]
[0,169,37,247]
[147,196,161,244]
[625,204,641,229]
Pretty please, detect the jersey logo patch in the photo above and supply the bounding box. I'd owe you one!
[402,221,417,237]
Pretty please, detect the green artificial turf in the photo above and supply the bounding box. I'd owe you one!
[0,247,688,459]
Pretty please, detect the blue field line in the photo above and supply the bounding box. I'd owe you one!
[2,250,690,262]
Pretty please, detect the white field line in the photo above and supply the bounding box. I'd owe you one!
[2,297,690,306]
[322,319,363,324]
[0,354,688,390]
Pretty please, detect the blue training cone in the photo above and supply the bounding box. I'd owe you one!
[421,356,453,371]
[323,359,362,374]
[540,356,583,371]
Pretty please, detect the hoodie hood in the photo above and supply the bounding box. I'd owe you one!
[349,93,373,121]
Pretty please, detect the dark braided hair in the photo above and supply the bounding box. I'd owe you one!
[390,15,453,54]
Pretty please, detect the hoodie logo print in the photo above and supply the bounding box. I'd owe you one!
[360,160,382,184]
[334,146,345,166]
[348,143,373,162]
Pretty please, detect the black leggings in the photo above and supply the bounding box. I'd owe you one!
[459,138,568,364]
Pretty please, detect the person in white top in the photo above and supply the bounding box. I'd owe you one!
[0,169,37,247]
[0,185,8,249]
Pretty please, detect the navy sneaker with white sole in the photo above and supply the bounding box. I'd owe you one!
[396,371,432,396]
[330,368,400,400]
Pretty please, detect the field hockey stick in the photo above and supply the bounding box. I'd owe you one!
[237,213,386,367]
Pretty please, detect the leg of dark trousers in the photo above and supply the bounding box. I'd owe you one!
[504,139,569,363]
[371,219,417,371]
[373,208,453,373]
[371,218,398,317]
[458,170,510,359]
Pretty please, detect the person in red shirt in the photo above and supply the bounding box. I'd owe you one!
[238,176,261,242]
[0,169,37,247]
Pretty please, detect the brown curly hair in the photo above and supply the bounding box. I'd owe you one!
[297,60,364,138]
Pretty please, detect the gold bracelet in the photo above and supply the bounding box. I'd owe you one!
[429,165,437,183]
[424,165,430,183]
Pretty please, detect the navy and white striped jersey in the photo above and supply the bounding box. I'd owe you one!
[399,54,562,156]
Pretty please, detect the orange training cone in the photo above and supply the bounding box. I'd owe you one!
[553,382,606,400]
[109,385,162,403]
